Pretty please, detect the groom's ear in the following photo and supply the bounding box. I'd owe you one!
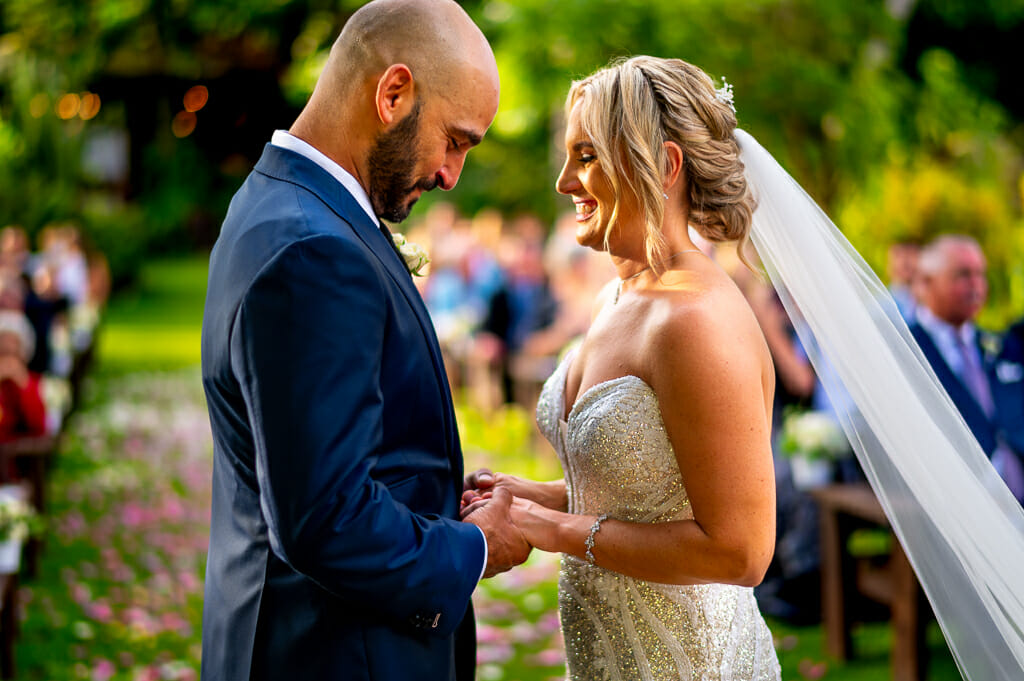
[375,64,416,126]
[662,140,685,192]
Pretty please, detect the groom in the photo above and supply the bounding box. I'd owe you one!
[199,1,530,679]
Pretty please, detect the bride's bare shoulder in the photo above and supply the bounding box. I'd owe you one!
[646,269,768,367]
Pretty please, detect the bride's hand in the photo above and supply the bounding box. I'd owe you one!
[464,470,568,512]
[464,468,496,493]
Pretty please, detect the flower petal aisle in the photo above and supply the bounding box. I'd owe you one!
[16,368,211,680]
[9,366,570,681]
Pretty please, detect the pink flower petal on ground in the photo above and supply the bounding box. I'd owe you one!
[91,658,115,681]
[475,624,507,644]
[70,583,92,605]
[537,612,561,634]
[525,648,566,667]
[509,621,541,644]
[86,600,113,623]
[476,643,514,664]
[131,666,161,681]
[798,658,828,680]
[161,498,185,522]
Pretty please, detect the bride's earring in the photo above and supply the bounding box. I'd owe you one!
[663,192,669,200]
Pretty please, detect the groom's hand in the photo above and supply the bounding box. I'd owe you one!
[463,487,531,577]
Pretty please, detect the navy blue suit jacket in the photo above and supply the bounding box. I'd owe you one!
[908,322,1024,458]
[200,144,485,681]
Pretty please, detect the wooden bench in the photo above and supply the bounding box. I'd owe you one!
[809,483,931,681]
[0,573,16,679]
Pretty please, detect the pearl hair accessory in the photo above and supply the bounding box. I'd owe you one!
[716,78,736,113]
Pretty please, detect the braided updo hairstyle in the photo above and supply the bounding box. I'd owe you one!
[566,55,755,273]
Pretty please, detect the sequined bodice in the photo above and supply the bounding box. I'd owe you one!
[537,362,691,524]
[536,352,781,681]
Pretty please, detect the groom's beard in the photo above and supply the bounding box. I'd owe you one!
[367,100,436,223]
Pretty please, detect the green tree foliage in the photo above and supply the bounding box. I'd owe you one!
[0,0,1021,321]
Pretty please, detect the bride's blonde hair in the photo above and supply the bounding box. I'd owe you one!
[566,55,755,273]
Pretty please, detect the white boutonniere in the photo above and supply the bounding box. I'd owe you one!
[391,233,430,276]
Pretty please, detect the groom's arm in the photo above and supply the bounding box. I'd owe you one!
[231,232,489,636]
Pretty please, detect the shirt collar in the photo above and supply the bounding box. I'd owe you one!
[916,305,977,349]
[270,130,377,225]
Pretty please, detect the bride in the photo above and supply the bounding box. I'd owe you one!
[467,52,1024,681]
[464,55,782,680]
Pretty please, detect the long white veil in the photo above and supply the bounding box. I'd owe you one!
[736,129,1024,680]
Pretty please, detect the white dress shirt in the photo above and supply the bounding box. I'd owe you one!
[270,130,378,224]
[915,305,981,378]
[269,130,490,580]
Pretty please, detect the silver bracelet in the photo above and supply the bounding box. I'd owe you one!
[584,514,609,565]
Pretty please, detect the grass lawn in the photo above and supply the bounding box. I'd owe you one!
[12,254,964,680]
[95,257,209,373]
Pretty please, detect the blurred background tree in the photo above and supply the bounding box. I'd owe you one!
[0,0,1021,324]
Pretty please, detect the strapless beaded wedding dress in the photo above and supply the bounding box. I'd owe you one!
[536,352,781,681]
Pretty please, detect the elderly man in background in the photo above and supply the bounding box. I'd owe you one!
[909,234,1024,502]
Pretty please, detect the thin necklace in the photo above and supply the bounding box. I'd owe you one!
[613,249,702,304]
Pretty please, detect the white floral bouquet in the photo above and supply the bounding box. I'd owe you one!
[780,409,850,461]
[0,496,43,543]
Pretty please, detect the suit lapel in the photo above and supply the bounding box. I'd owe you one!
[253,145,459,461]
[911,324,991,428]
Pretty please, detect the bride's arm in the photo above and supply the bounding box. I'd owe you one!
[510,295,776,587]
[464,469,568,512]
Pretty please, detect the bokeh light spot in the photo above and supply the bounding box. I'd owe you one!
[79,93,101,120]
[183,85,208,113]
[56,93,81,120]
[172,111,197,138]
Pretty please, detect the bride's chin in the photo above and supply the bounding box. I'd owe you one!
[575,220,606,251]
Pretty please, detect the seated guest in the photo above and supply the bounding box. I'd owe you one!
[0,226,31,276]
[0,266,66,376]
[887,240,921,320]
[909,235,1024,501]
[0,310,47,443]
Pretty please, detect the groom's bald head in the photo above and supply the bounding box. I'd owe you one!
[324,0,497,100]
[290,0,499,220]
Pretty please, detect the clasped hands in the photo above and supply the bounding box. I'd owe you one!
[460,468,536,578]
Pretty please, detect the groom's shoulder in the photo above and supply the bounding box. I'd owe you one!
[220,165,362,253]
[206,173,367,310]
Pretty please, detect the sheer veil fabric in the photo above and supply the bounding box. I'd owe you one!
[735,129,1024,680]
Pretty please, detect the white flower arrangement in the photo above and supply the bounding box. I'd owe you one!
[780,409,849,462]
[391,233,430,276]
[0,496,43,543]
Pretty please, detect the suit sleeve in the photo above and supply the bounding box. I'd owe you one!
[230,233,484,636]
